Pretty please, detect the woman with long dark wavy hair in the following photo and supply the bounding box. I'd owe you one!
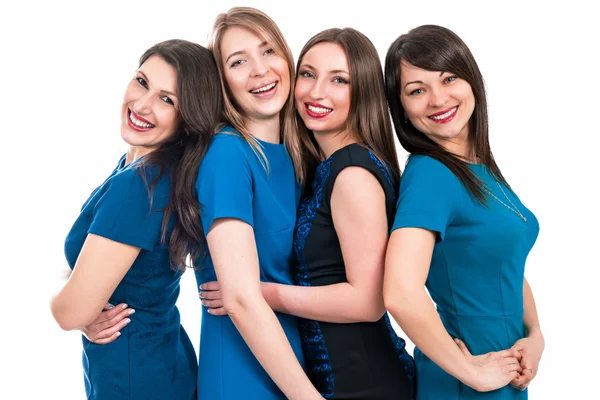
[383,25,544,399]
[50,39,222,399]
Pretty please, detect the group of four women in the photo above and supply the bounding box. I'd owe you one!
[51,6,544,400]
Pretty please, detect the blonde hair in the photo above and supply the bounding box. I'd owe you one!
[209,7,304,183]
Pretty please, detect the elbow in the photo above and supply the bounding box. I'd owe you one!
[222,289,263,318]
[362,301,387,323]
[383,288,413,324]
[50,298,93,332]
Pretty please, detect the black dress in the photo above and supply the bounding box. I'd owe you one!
[293,144,415,399]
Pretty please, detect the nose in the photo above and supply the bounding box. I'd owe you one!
[429,86,448,108]
[251,57,270,77]
[309,78,325,100]
[133,92,152,115]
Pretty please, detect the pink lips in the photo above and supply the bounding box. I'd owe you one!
[428,106,458,124]
[249,81,278,99]
[127,109,154,132]
[304,102,332,119]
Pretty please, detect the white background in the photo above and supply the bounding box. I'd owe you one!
[2,0,597,398]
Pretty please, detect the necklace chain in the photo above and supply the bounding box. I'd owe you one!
[483,181,527,222]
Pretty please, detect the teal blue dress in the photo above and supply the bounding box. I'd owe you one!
[392,155,539,400]
[195,127,305,399]
[64,155,197,399]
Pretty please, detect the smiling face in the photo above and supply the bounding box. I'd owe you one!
[120,55,180,154]
[399,61,475,147]
[219,26,290,125]
[295,42,351,137]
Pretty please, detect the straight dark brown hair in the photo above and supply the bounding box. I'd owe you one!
[137,39,223,271]
[384,25,507,202]
[296,28,401,187]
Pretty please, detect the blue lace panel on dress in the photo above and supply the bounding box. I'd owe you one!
[369,150,417,397]
[293,157,335,399]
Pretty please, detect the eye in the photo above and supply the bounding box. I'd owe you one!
[136,77,148,88]
[409,88,424,96]
[263,48,275,56]
[299,70,314,79]
[333,77,349,84]
[160,96,175,106]
[444,75,458,84]
[230,59,245,68]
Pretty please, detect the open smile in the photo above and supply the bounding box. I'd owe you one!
[428,106,458,124]
[305,102,333,119]
[127,109,155,132]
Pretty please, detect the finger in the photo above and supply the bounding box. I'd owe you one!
[453,339,472,356]
[199,290,222,300]
[95,317,132,342]
[93,331,122,345]
[96,308,135,331]
[199,281,220,291]
[498,348,522,361]
[96,303,130,323]
[202,299,224,309]
[518,382,530,391]
[103,303,115,311]
[207,307,227,316]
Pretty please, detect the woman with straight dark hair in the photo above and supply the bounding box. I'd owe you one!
[203,27,414,400]
[383,25,544,399]
[50,39,222,399]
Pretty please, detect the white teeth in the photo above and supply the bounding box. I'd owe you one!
[307,105,332,113]
[129,111,155,129]
[430,106,457,120]
[251,82,276,93]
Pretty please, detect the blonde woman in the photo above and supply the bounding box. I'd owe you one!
[194,7,321,400]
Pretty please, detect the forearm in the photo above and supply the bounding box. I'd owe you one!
[523,278,543,338]
[387,287,476,385]
[263,282,384,323]
[227,295,321,400]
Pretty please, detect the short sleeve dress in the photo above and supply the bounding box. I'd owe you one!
[194,127,304,400]
[64,155,197,400]
[392,155,540,400]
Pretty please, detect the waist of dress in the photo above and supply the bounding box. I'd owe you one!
[437,308,524,320]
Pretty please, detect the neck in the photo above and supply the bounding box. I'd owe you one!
[245,116,281,144]
[314,129,356,159]
[125,146,155,165]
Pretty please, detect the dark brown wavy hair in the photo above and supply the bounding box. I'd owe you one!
[296,28,401,188]
[136,39,222,271]
[384,25,507,202]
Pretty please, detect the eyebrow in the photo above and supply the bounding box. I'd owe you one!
[403,72,447,89]
[138,71,177,98]
[300,63,349,75]
[225,41,268,63]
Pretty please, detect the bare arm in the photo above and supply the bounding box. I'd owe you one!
[207,219,321,400]
[263,167,387,323]
[51,234,140,331]
[383,228,522,392]
[509,277,545,389]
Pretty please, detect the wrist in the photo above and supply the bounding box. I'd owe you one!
[261,282,279,311]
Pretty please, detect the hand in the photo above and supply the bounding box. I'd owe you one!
[80,303,134,344]
[454,338,522,392]
[199,281,226,316]
[510,331,545,390]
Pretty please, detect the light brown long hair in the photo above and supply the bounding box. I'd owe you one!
[295,28,401,185]
[209,7,304,183]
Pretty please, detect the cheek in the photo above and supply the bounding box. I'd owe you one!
[294,80,309,101]
[123,81,142,103]
[224,71,246,97]
[158,108,180,134]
